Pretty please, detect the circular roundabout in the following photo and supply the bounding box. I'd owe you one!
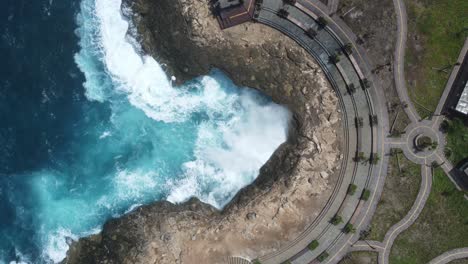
[401,120,445,166]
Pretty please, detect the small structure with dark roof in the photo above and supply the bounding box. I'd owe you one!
[442,38,468,122]
[452,158,468,191]
[211,0,255,29]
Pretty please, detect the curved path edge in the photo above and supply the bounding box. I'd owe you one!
[427,248,468,264]
[392,0,420,122]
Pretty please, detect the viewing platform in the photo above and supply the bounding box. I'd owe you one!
[211,0,255,29]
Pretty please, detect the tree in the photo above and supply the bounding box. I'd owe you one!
[347,184,357,195]
[361,189,371,201]
[329,53,340,64]
[317,17,328,29]
[317,251,329,262]
[331,215,343,225]
[343,223,356,234]
[343,43,353,55]
[370,153,380,164]
[308,240,320,251]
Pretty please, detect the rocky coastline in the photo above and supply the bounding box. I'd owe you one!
[64,0,343,263]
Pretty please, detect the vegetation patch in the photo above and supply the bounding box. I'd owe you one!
[444,118,468,165]
[308,240,320,251]
[367,150,421,241]
[404,0,468,117]
[330,215,343,225]
[360,189,371,201]
[347,184,358,195]
[338,252,378,264]
[390,168,468,263]
[343,223,356,234]
[317,251,329,262]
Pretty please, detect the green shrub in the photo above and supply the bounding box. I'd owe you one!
[347,184,357,195]
[361,189,371,201]
[370,153,380,164]
[330,215,343,225]
[252,260,261,264]
[317,251,329,262]
[317,17,328,28]
[343,43,353,55]
[308,240,319,251]
[354,152,366,162]
[343,223,356,234]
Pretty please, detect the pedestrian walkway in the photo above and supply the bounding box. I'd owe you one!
[218,0,465,263]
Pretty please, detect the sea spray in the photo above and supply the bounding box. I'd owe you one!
[0,0,290,263]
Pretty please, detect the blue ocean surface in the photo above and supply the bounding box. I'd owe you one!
[0,0,290,263]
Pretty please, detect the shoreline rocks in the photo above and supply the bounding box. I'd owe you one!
[64,1,343,263]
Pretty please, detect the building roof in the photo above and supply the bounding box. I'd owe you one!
[455,80,468,115]
[442,46,468,119]
[212,0,255,29]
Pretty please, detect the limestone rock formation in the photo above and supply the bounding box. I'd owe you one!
[64,1,343,263]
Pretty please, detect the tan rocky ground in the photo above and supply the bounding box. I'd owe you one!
[64,1,343,263]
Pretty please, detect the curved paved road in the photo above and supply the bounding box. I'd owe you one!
[349,158,433,264]
[328,0,340,14]
[380,161,432,264]
[427,248,468,264]
[251,1,390,263]
[345,0,466,262]
[392,0,420,123]
[238,0,464,263]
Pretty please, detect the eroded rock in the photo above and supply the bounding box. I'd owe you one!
[64,1,343,263]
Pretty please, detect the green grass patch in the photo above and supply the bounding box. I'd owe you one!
[338,252,378,264]
[404,0,468,117]
[368,151,421,241]
[390,168,468,264]
[445,117,468,165]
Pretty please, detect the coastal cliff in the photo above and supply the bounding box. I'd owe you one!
[64,0,343,263]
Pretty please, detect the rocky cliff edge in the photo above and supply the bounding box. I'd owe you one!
[64,1,343,263]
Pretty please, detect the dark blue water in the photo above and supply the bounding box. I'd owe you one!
[0,0,290,263]
[1,0,100,262]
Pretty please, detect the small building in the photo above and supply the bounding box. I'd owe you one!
[442,39,468,122]
[211,0,255,29]
[455,80,468,115]
[452,158,468,191]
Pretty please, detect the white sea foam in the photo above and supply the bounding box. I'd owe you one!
[167,78,290,207]
[7,249,30,264]
[114,170,158,199]
[43,228,78,264]
[55,0,289,262]
[92,0,290,206]
[99,131,111,139]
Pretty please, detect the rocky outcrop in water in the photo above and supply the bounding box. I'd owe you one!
[64,0,342,263]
